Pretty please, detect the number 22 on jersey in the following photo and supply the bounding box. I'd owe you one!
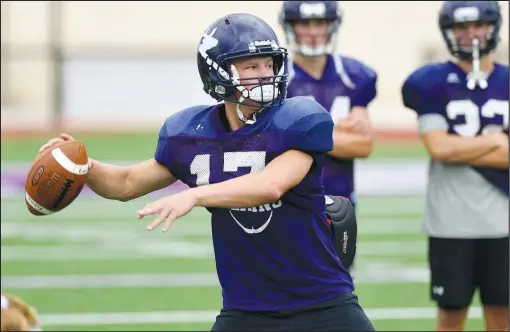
[446,99,509,136]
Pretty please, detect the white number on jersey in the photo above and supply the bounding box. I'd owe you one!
[190,151,266,186]
[446,99,509,137]
[306,95,351,124]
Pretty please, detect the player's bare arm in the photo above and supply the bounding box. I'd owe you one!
[469,138,509,168]
[38,133,177,201]
[329,107,374,159]
[137,149,313,232]
[192,149,312,208]
[420,130,505,163]
[87,158,176,201]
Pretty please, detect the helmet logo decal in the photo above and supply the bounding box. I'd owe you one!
[199,27,230,81]
[199,27,218,55]
[453,7,480,22]
[299,2,326,18]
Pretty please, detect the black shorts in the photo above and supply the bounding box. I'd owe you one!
[211,292,375,331]
[428,236,509,308]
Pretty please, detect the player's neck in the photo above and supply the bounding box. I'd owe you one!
[224,102,259,131]
[455,56,495,74]
[293,54,328,80]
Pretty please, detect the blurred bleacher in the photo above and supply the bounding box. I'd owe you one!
[1,1,508,133]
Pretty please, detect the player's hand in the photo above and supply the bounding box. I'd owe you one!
[337,116,368,135]
[486,131,509,149]
[38,133,94,169]
[349,111,372,135]
[137,191,197,232]
[38,133,75,153]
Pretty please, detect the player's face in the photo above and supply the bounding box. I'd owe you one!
[452,21,492,51]
[230,56,275,105]
[293,19,329,48]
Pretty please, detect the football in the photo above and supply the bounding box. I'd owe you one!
[25,140,89,216]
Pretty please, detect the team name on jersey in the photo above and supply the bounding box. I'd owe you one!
[230,200,283,213]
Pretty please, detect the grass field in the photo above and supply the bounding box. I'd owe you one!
[1,131,429,161]
[1,133,485,331]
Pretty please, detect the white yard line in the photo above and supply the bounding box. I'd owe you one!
[39,307,482,326]
[1,263,430,289]
[0,240,425,261]
[1,273,220,289]
[1,217,423,237]
[2,218,426,262]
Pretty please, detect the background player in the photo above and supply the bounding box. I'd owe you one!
[401,1,509,331]
[279,0,377,208]
[1,293,41,331]
[39,13,375,331]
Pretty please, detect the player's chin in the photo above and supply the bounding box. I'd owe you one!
[232,93,264,108]
[458,39,487,50]
[243,99,265,110]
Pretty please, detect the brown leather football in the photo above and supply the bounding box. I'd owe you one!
[25,140,89,216]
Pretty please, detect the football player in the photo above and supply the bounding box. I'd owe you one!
[1,293,41,331]
[279,0,377,209]
[401,1,509,331]
[39,13,374,331]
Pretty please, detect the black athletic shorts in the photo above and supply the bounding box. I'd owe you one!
[428,236,509,308]
[211,292,375,331]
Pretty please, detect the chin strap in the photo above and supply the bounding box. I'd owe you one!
[235,103,264,125]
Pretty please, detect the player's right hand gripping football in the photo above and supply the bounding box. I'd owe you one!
[38,133,94,168]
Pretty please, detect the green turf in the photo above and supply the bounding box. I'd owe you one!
[1,195,484,331]
[47,323,216,331]
[1,132,428,161]
[9,288,222,313]
[40,319,487,332]
[374,319,484,331]
[1,258,218,275]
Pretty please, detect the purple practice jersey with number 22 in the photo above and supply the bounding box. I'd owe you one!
[154,96,354,312]
[287,54,377,205]
[402,61,509,196]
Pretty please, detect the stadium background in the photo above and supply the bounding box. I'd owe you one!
[1,1,508,330]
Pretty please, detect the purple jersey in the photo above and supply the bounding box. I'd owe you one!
[286,54,377,203]
[402,61,509,195]
[154,96,353,312]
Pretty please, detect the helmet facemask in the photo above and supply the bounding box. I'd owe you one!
[442,20,498,90]
[203,48,288,124]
